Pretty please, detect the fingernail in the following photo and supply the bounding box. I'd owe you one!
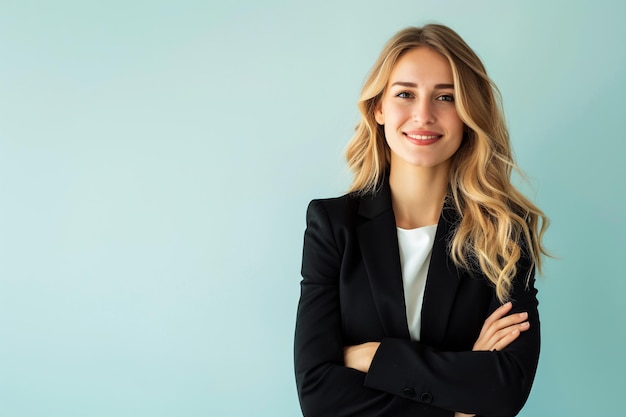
[521,322,530,328]
[519,312,528,318]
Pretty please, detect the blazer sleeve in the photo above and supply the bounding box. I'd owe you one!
[364,252,540,417]
[294,200,454,417]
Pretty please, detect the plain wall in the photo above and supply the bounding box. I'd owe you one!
[1,0,624,416]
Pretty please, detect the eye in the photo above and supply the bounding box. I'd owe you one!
[437,94,455,102]
[395,91,414,99]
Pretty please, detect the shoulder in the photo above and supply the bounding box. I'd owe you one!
[304,181,391,234]
[301,194,363,267]
[303,193,365,248]
[307,193,359,219]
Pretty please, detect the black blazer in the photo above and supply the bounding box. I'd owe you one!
[294,180,540,417]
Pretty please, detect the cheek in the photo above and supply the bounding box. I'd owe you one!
[444,112,464,135]
[383,124,396,144]
[384,106,410,129]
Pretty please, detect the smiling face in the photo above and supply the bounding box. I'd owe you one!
[375,47,464,172]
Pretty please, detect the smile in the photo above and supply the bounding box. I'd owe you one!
[403,132,443,146]
[406,134,442,140]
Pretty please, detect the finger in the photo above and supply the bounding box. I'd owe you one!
[478,303,514,339]
[491,320,530,342]
[474,305,529,351]
[481,311,528,340]
[494,311,529,330]
[491,321,530,351]
[483,302,513,326]
[493,329,520,352]
[484,321,528,350]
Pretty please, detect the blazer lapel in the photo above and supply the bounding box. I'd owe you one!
[357,181,410,339]
[420,205,462,347]
[357,181,463,345]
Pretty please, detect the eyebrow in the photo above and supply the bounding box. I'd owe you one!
[391,81,455,89]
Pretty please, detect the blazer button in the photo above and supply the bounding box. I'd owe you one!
[420,392,433,403]
[403,387,416,397]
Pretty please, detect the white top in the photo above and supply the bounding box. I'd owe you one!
[396,224,438,342]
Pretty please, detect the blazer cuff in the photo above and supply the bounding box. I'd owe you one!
[364,338,447,410]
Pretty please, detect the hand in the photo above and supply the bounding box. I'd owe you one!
[343,342,380,373]
[454,303,529,417]
[472,302,530,352]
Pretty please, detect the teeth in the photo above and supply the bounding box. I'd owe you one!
[407,134,440,140]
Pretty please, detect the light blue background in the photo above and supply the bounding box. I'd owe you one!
[1,1,624,416]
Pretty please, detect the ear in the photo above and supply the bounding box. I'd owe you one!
[374,103,384,125]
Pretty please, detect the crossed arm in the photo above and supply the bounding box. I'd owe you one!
[343,302,531,417]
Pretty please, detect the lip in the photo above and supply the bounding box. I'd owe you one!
[403,130,443,145]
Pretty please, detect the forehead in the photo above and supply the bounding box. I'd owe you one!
[389,47,453,84]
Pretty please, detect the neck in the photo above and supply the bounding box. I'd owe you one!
[389,159,450,229]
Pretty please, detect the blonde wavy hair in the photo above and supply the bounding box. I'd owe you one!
[346,24,549,302]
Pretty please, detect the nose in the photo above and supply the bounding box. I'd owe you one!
[412,98,435,125]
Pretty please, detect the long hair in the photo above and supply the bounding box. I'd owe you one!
[345,24,549,302]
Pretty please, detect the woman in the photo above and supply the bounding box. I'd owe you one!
[294,24,549,417]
